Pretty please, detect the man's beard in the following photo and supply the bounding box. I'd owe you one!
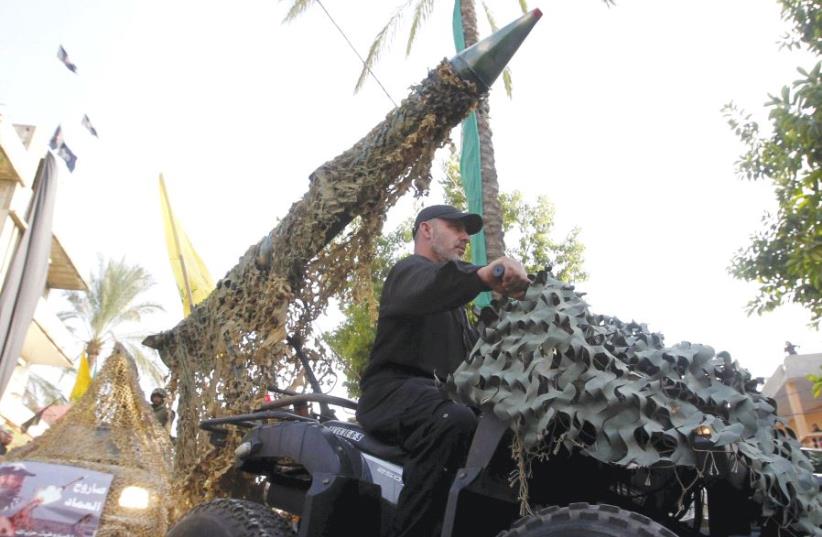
[0,488,21,511]
[431,229,463,262]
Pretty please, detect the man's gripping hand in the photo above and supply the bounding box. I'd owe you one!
[477,257,530,299]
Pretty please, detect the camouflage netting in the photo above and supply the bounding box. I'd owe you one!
[7,343,173,536]
[451,270,822,535]
[144,60,483,516]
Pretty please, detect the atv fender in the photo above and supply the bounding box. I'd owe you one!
[239,421,382,537]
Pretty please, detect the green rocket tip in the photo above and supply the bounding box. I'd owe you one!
[451,8,542,92]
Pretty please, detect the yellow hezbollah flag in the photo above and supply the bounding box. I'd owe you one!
[69,354,91,401]
[159,174,215,315]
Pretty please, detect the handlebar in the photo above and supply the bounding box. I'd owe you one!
[491,264,505,280]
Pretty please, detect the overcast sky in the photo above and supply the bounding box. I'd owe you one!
[0,0,818,381]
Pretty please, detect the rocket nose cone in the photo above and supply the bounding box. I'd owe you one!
[450,8,543,91]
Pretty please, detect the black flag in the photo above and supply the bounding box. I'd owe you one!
[49,126,78,172]
[81,115,98,137]
[57,45,78,74]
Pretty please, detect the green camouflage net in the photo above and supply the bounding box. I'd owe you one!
[451,270,822,536]
[145,60,482,517]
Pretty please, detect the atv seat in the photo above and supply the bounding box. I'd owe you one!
[324,420,406,465]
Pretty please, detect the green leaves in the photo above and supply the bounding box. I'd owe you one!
[441,148,587,282]
[355,0,415,93]
[323,220,413,396]
[808,370,822,398]
[724,3,822,327]
[60,256,167,385]
[280,0,317,23]
[407,0,436,56]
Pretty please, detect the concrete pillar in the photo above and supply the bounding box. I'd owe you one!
[786,379,809,442]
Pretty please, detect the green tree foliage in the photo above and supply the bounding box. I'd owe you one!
[441,150,587,281]
[59,256,166,386]
[325,224,411,396]
[326,154,586,397]
[808,370,822,398]
[723,0,822,326]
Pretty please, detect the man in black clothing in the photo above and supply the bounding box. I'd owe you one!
[357,205,529,537]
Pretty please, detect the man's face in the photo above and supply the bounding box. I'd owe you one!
[428,218,470,263]
[0,432,11,446]
[151,395,163,406]
[0,474,23,490]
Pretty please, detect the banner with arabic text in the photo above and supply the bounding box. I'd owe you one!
[0,461,113,537]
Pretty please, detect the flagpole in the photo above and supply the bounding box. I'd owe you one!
[159,175,195,313]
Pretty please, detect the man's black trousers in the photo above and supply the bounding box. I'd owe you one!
[357,376,478,537]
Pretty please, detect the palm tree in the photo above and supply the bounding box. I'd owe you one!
[282,0,532,261]
[283,1,614,260]
[21,372,68,410]
[59,257,166,385]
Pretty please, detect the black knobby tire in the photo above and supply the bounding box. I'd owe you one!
[496,503,679,537]
[167,498,297,537]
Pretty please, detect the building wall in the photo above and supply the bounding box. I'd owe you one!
[764,353,822,447]
[0,119,85,444]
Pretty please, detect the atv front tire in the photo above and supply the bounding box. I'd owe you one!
[167,498,296,537]
[496,503,679,537]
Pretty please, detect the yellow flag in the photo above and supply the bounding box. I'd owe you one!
[159,174,215,315]
[70,354,92,401]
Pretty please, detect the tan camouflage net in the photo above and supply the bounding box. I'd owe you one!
[451,270,822,536]
[6,343,173,536]
[144,60,482,517]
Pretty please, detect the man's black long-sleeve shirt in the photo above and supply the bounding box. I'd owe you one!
[360,255,488,390]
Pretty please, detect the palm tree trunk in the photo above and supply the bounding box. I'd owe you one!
[460,0,505,261]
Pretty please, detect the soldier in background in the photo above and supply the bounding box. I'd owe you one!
[149,389,175,433]
[0,430,12,456]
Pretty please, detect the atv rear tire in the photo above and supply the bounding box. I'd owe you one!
[496,503,679,537]
[166,498,296,537]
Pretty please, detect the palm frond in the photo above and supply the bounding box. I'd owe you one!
[482,3,514,98]
[22,373,67,409]
[123,341,167,387]
[483,1,499,32]
[281,0,317,23]
[502,66,513,98]
[85,257,159,336]
[355,0,415,93]
[108,301,165,329]
[59,255,163,363]
[406,0,436,57]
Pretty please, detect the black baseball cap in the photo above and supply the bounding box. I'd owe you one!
[413,205,483,237]
[0,464,35,477]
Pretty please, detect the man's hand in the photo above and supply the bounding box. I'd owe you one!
[477,257,530,299]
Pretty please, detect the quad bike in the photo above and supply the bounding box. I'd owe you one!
[167,334,769,537]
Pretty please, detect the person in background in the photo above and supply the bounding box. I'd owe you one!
[0,430,13,456]
[149,388,175,433]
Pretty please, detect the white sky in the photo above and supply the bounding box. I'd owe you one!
[0,0,819,382]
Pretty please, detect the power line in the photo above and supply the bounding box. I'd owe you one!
[315,0,398,108]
